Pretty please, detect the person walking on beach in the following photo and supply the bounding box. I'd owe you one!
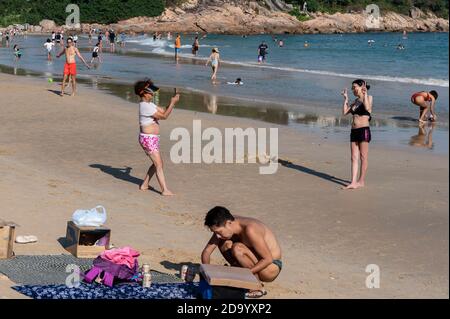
[411,90,438,123]
[174,34,181,62]
[44,39,54,61]
[56,37,90,97]
[135,79,180,196]
[258,41,268,64]
[341,79,373,190]
[192,36,199,56]
[206,48,220,84]
[201,206,282,298]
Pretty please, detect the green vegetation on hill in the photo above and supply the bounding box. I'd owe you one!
[0,0,165,27]
[284,0,448,18]
[1,0,448,27]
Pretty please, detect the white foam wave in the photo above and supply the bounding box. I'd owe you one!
[222,61,450,88]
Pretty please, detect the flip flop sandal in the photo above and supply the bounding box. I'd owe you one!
[15,235,38,244]
[245,289,267,299]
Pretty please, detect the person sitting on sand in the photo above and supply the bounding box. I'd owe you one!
[341,79,373,190]
[411,90,438,123]
[206,48,220,84]
[56,37,90,97]
[135,79,180,196]
[201,206,282,298]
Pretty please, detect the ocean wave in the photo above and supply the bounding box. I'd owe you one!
[222,61,450,88]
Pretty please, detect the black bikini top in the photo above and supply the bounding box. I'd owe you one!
[350,99,372,121]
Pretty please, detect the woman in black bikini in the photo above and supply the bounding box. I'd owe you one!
[341,79,373,190]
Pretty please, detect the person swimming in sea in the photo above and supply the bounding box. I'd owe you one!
[227,78,244,85]
[411,90,438,123]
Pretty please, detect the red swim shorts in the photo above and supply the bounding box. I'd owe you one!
[64,63,77,76]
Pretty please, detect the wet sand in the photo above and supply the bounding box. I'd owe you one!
[0,73,448,298]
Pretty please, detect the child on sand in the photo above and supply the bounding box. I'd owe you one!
[411,90,438,123]
[341,79,373,190]
[135,79,180,196]
[201,206,282,298]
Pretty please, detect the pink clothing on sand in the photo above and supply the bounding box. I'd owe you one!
[100,247,140,269]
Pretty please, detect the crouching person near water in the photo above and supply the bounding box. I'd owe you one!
[201,206,282,298]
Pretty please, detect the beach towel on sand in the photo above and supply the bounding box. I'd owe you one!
[13,282,199,299]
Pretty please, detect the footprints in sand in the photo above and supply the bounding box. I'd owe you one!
[0,148,15,156]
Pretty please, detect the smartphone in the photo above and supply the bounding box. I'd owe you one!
[173,88,178,96]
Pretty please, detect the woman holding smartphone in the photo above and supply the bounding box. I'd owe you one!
[135,79,180,196]
[341,79,373,190]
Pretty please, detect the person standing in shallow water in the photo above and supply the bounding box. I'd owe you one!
[341,79,373,190]
[206,48,220,84]
[135,79,180,196]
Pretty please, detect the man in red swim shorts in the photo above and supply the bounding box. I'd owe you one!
[57,37,90,97]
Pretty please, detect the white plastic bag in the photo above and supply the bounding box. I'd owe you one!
[72,205,107,227]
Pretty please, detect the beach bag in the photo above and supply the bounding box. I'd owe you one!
[84,256,139,287]
[72,205,107,227]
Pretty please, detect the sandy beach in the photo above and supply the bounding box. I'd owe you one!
[0,72,448,299]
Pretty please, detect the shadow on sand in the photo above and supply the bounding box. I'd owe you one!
[89,164,161,194]
[278,159,349,187]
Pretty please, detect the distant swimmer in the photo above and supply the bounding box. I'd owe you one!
[227,78,244,85]
[167,32,172,40]
[51,31,56,43]
[257,41,268,64]
[411,90,438,123]
[206,47,220,84]
[56,37,91,97]
[341,79,373,190]
[402,30,408,39]
[304,41,309,48]
[44,38,54,61]
[279,39,284,47]
[397,44,405,50]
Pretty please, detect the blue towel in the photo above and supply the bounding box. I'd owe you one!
[13,282,199,299]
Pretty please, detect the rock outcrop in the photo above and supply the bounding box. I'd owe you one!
[10,1,448,35]
[39,19,57,32]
